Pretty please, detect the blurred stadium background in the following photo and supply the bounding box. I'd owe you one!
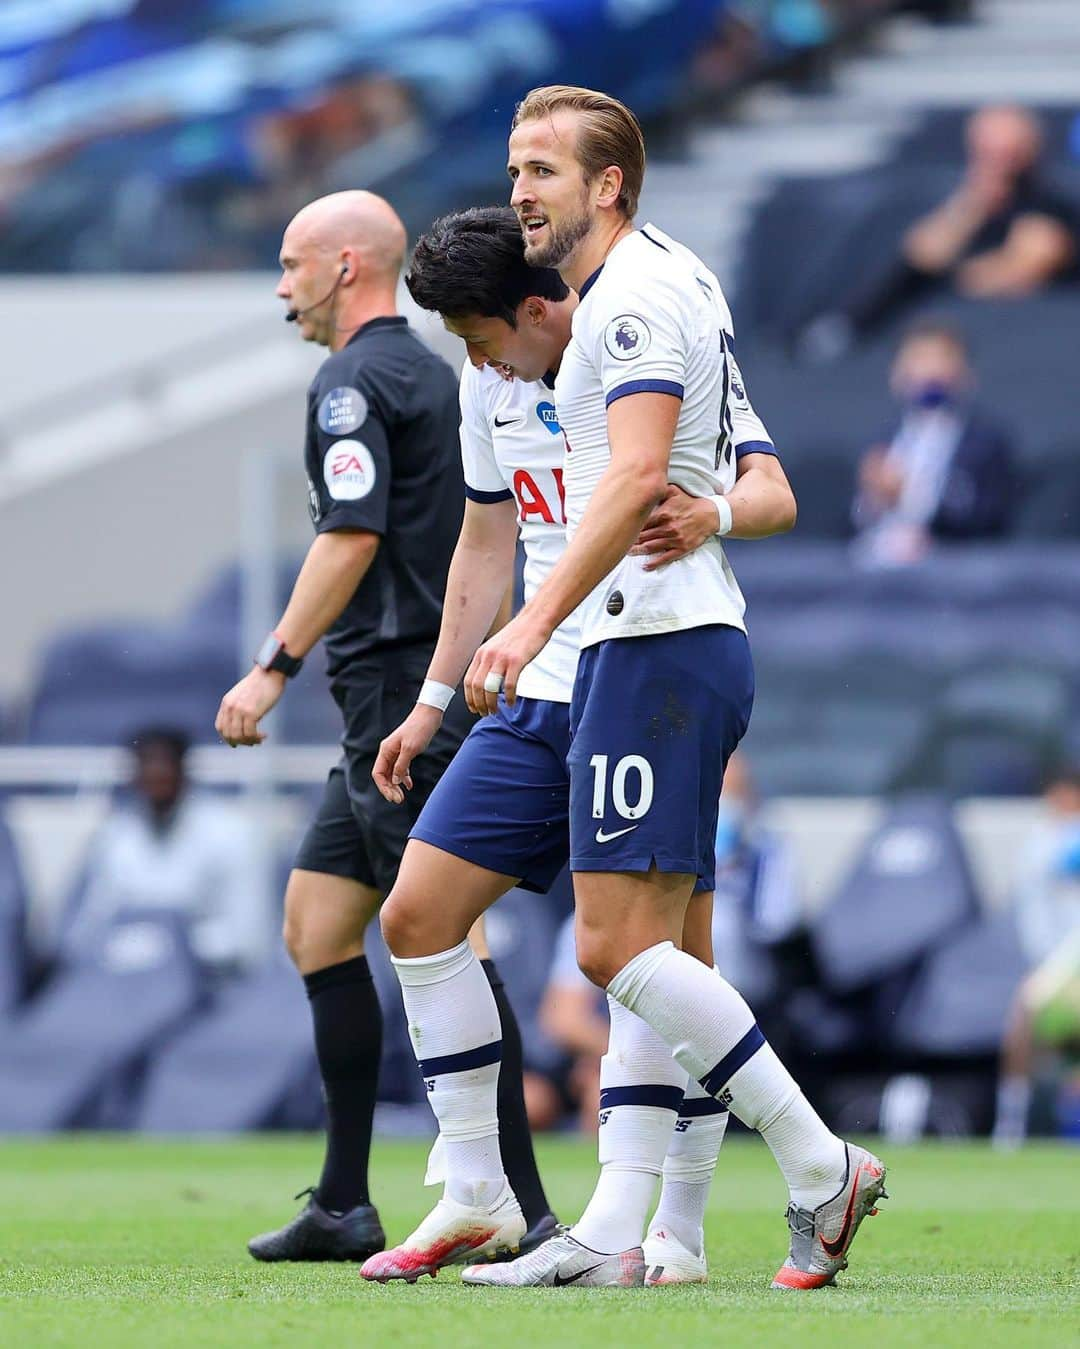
[0,0,1078,1146]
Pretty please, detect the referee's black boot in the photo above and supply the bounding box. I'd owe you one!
[248,1188,385,1262]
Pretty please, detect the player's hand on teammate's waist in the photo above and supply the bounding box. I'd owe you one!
[214,666,284,747]
[465,611,549,716]
[630,484,722,571]
[372,704,444,804]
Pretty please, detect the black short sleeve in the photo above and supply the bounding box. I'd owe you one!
[299,316,464,678]
[306,372,391,537]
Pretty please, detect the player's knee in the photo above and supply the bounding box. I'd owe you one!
[576,931,620,991]
[379,889,417,957]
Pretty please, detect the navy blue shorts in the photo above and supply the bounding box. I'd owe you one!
[409,695,571,894]
[568,624,754,889]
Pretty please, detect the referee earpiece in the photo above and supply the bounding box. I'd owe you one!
[340,265,348,278]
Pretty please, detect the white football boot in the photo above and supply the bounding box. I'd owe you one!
[360,1182,524,1283]
[642,1225,708,1286]
[461,1229,644,1288]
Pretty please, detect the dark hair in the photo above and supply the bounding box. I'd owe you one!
[406,206,569,327]
[130,726,190,764]
[899,318,970,358]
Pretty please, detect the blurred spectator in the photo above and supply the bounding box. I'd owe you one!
[994,766,1080,1147]
[65,728,266,975]
[851,321,1016,566]
[712,754,802,974]
[524,914,607,1134]
[800,105,1078,358]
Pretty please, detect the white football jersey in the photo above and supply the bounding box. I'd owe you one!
[555,223,775,648]
[459,361,581,701]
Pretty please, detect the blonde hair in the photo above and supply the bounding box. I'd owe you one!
[512,85,645,219]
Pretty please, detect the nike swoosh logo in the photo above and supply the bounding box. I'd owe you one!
[493,415,522,427]
[594,824,639,844]
[819,1162,867,1259]
[552,1262,606,1287]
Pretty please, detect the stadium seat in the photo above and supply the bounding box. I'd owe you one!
[24,625,239,746]
[1013,449,1080,539]
[0,804,30,1015]
[909,667,1070,795]
[810,796,980,994]
[891,911,1028,1058]
[0,908,204,1132]
[134,949,320,1133]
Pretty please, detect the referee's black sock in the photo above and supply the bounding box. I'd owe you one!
[304,955,382,1214]
[482,957,554,1229]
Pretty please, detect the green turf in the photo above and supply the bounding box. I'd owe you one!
[1,1135,1077,1347]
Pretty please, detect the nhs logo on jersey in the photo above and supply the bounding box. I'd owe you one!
[536,401,562,435]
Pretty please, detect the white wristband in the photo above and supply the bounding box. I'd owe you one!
[417,679,455,712]
[711,494,733,537]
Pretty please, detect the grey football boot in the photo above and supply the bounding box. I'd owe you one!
[772,1143,888,1289]
[462,1229,645,1288]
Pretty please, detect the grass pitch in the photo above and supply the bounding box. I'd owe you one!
[1,1135,1076,1348]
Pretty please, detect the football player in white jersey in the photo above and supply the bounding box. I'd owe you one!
[362,207,732,1283]
[451,86,887,1291]
[369,201,830,1290]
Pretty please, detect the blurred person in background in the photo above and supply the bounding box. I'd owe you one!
[851,320,1016,566]
[66,728,265,975]
[801,104,1078,358]
[711,754,803,1007]
[525,913,607,1136]
[993,766,1080,1148]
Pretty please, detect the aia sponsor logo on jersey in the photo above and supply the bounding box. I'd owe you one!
[323,439,376,500]
[513,468,566,525]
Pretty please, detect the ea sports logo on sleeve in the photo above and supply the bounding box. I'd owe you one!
[604,314,651,361]
[324,439,376,500]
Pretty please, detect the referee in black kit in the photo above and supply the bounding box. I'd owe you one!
[216,190,553,1262]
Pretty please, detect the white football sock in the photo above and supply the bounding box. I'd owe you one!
[392,940,504,1206]
[570,997,684,1254]
[608,942,846,1210]
[649,1079,729,1257]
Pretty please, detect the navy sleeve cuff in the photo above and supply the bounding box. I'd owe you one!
[465,485,514,504]
[734,440,777,459]
[605,379,685,408]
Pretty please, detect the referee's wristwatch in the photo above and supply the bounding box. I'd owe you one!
[254,632,304,678]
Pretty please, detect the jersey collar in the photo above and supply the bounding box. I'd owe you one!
[345,315,408,346]
[577,264,604,301]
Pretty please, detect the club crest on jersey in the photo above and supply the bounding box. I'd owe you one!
[323,439,376,500]
[604,314,651,361]
[536,401,562,435]
[318,386,368,435]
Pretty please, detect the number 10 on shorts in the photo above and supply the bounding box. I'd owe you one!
[589,753,654,820]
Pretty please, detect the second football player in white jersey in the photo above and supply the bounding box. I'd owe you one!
[454,86,888,1291]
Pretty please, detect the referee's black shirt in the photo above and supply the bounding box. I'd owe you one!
[303,316,464,681]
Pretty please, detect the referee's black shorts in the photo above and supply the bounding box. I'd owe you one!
[295,653,475,895]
